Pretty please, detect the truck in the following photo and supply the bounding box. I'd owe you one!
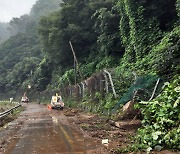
[51,95,64,110]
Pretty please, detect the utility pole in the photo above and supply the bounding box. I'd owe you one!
[69,41,83,84]
[69,41,78,84]
[69,41,78,66]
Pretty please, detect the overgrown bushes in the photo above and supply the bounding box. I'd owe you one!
[117,76,180,153]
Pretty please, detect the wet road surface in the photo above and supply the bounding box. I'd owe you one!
[0,104,106,154]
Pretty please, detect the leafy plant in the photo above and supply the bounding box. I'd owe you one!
[133,76,180,151]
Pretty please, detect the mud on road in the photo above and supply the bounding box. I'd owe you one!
[0,103,141,154]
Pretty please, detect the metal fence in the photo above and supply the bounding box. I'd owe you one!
[59,70,117,101]
[0,70,160,105]
[0,103,21,119]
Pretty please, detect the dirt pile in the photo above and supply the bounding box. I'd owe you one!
[64,108,141,152]
[64,108,80,116]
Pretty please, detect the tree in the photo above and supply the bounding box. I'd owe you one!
[93,0,124,57]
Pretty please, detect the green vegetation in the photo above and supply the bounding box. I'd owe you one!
[65,92,117,115]
[116,77,180,153]
[0,0,62,95]
[0,0,179,152]
[0,101,16,112]
[136,77,180,150]
[0,101,24,127]
[0,0,179,94]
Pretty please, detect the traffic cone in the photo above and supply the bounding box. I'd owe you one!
[47,104,52,110]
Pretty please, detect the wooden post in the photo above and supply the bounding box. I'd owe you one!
[69,41,78,65]
[103,73,109,94]
[74,58,77,85]
[69,41,77,84]
[69,41,83,82]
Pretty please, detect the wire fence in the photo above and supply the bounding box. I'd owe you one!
[0,70,161,108]
[59,70,117,101]
[58,70,161,108]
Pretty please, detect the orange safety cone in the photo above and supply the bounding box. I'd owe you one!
[47,104,52,111]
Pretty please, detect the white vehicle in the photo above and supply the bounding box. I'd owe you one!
[51,95,64,110]
[21,96,29,103]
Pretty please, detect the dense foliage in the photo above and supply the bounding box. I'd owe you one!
[117,77,180,153]
[1,0,179,94]
[37,0,179,89]
[0,0,62,94]
[0,0,179,152]
[136,77,180,150]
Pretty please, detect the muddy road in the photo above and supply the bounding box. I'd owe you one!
[0,103,107,154]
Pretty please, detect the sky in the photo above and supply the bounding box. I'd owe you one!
[0,0,37,23]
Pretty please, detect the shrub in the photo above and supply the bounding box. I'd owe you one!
[134,76,180,151]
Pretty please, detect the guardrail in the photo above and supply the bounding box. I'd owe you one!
[0,103,21,119]
[0,101,10,103]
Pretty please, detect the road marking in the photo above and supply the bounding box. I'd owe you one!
[51,116,74,151]
[59,125,73,145]
[51,116,73,144]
